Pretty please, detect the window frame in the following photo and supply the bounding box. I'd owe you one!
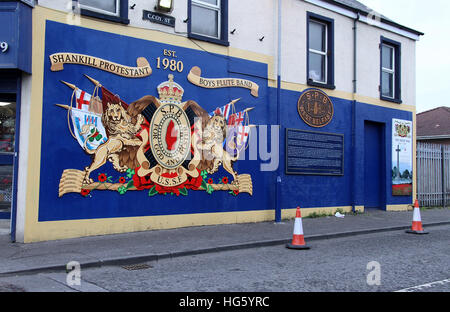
[79,0,120,17]
[191,0,221,40]
[76,0,130,25]
[188,0,229,46]
[306,12,335,90]
[308,19,328,84]
[380,36,402,104]
[381,44,395,99]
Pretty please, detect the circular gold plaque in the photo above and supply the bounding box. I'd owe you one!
[150,103,191,170]
[297,89,334,128]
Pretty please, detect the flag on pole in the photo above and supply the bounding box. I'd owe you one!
[225,125,250,155]
[228,110,246,127]
[70,87,108,151]
[209,102,233,120]
[71,108,108,151]
[236,125,250,149]
[75,88,92,111]
[225,110,250,154]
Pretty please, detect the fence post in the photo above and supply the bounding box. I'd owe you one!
[442,145,446,209]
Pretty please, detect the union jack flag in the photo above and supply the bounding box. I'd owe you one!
[209,102,233,120]
[227,111,246,127]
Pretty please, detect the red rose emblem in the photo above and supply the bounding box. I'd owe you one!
[132,168,155,191]
[98,173,107,183]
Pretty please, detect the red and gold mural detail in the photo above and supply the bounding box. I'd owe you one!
[58,74,254,198]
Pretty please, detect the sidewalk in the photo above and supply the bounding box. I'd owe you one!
[1,209,450,276]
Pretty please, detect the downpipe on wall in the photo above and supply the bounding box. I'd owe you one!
[351,13,360,213]
[275,0,282,222]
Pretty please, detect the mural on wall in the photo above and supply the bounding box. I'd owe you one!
[392,119,413,196]
[56,70,256,198]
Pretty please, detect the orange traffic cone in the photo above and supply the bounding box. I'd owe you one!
[406,200,429,235]
[286,207,310,250]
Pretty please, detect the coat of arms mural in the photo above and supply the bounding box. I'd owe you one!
[57,74,254,198]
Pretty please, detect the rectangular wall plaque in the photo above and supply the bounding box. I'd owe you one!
[391,119,413,196]
[286,129,344,176]
[143,10,175,27]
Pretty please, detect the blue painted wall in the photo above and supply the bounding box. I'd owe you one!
[38,20,412,222]
[38,21,274,222]
[279,91,354,209]
[353,102,413,208]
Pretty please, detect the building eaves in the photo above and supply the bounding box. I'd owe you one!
[322,0,424,36]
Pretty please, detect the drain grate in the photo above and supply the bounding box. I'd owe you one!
[122,263,153,271]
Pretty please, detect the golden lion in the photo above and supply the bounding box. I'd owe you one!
[197,114,239,183]
[82,102,144,184]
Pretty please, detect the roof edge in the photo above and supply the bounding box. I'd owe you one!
[321,0,424,37]
[418,135,450,140]
[417,106,450,116]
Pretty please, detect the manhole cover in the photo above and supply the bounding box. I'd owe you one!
[122,263,152,271]
[0,283,26,292]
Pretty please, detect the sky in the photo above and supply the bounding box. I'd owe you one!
[359,0,450,113]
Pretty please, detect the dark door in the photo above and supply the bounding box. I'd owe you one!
[364,121,384,209]
[0,100,16,219]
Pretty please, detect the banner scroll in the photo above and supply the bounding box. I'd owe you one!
[50,53,152,78]
[187,66,259,97]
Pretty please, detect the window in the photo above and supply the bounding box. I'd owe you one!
[77,0,129,24]
[308,20,327,83]
[380,37,401,103]
[307,13,335,90]
[381,44,395,98]
[188,0,229,46]
[79,0,119,16]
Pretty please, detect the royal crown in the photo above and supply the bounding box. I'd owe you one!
[157,74,184,104]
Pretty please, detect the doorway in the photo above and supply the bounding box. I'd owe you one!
[0,97,16,235]
[364,121,385,210]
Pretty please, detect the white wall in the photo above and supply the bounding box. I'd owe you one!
[36,0,418,105]
[128,0,189,35]
[15,73,32,243]
[281,0,355,93]
[357,21,416,105]
[228,0,276,56]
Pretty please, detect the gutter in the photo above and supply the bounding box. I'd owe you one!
[275,0,282,222]
[353,12,360,94]
[351,12,360,213]
[417,136,450,141]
